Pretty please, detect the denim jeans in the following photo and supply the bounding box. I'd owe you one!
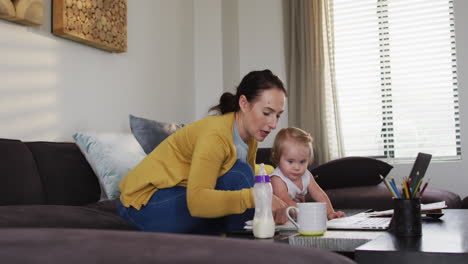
[117,159,255,234]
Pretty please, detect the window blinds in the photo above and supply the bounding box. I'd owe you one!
[330,0,460,160]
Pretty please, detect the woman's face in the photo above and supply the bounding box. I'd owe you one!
[238,87,285,142]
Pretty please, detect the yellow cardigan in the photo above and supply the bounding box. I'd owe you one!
[119,112,257,217]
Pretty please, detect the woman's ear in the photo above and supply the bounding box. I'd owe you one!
[238,95,250,112]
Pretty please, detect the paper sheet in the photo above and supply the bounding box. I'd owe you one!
[364,201,447,217]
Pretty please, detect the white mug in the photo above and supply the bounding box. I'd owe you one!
[286,202,327,236]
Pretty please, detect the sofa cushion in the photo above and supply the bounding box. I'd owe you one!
[25,141,101,205]
[325,184,462,210]
[130,114,184,154]
[312,157,393,189]
[0,205,135,230]
[84,199,119,214]
[73,132,146,200]
[0,228,356,264]
[462,196,468,209]
[0,139,45,205]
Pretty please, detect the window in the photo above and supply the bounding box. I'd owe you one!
[330,0,460,161]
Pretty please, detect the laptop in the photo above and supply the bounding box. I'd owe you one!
[407,152,432,190]
[327,152,432,231]
[326,212,391,230]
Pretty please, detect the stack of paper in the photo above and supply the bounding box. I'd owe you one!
[364,201,447,217]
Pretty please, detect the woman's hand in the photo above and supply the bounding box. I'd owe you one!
[327,210,346,220]
[272,194,288,224]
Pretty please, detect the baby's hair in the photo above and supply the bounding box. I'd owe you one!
[271,127,314,165]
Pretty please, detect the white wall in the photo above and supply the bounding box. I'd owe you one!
[193,0,287,147]
[0,0,286,142]
[0,0,195,141]
[193,0,223,120]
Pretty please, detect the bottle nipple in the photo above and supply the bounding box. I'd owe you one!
[259,163,266,176]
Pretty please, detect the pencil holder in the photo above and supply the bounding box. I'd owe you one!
[389,198,422,237]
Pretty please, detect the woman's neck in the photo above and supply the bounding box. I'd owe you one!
[235,112,249,143]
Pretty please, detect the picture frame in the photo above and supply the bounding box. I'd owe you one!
[0,0,44,26]
[52,0,127,53]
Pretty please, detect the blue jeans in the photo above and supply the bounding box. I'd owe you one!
[117,160,254,234]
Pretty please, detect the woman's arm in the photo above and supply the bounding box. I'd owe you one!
[186,135,254,218]
[307,174,346,219]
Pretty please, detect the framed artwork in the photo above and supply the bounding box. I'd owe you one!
[52,0,127,53]
[0,0,43,25]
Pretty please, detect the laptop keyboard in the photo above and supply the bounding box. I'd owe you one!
[355,217,390,228]
[327,215,391,230]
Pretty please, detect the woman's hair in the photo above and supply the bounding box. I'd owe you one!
[271,127,314,165]
[209,69,287,114]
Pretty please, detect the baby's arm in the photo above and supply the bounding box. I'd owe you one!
[270,175,297,207]
[307,174,346,219]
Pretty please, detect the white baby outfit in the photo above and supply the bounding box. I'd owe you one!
[270,167,312,200]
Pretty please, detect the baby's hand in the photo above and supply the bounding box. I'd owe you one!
[327,210,346,220]
[294,194,305,203]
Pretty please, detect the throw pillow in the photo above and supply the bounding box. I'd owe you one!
[311,157,393,189]
[129,114,184,154]
[73,132,146,200]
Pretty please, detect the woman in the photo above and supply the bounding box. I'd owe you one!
[118,69,288,234]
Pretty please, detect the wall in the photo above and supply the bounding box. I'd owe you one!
[193,0,223,120]
[0,0,195,141]
[193,0,288,147]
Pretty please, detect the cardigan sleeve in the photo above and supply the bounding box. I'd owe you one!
[186,134,254,218]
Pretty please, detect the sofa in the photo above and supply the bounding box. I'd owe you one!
[0,138,355,264]
[255,148,462,210]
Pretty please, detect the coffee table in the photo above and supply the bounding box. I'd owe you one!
[229,209,468,263]
[355,209,468,263]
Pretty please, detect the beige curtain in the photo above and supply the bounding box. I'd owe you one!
[283,0,343,165]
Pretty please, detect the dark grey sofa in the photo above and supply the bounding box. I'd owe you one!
[0,228,355,264]
[256,148,462,210]
[0,138,354,264]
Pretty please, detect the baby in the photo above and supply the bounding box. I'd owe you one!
[270,127,345,220]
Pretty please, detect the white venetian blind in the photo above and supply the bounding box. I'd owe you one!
[330,0,460,160]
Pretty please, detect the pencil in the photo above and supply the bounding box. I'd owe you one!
[403,178,410,199]
[418,179,431,198]
[389,178,401,199]
[411,177,424,198]
[381,175,397,198]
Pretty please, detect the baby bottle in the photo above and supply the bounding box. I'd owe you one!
[252,163,275,238]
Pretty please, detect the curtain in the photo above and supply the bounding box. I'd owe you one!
[283,0,343,165]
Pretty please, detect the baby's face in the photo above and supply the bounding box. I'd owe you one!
[278,139,310,182]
